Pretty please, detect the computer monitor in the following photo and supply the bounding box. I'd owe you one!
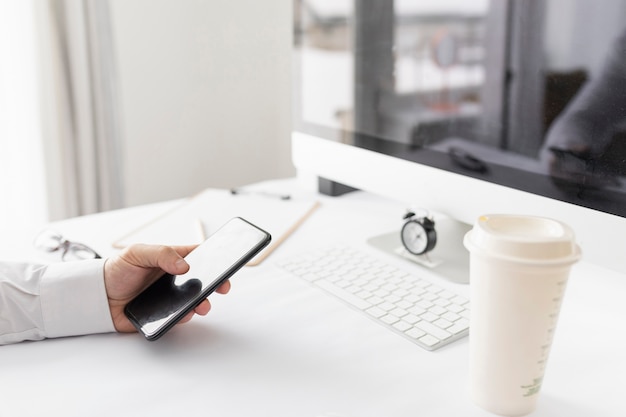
[292,0,626,274]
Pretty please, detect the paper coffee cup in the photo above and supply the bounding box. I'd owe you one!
[464,214,581,416]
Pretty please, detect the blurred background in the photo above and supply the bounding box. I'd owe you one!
[3,0,626,232]
[0,0,294,230]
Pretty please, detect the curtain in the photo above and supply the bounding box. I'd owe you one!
[0,0,48,229]
[37,0,124,220]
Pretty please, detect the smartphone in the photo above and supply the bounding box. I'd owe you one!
[124,217,271,341]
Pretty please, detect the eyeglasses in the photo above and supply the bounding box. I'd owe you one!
[34,230,101,261]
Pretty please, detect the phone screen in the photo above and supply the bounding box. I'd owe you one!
[124,217,271,340]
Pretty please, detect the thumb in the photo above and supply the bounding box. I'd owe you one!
[170,255,191,275]
[125,244,191,275]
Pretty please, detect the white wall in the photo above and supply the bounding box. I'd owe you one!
[109,0,294,206]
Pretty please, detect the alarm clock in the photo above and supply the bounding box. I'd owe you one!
[401,211,437,256]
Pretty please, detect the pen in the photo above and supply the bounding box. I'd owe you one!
[230,188,291,200]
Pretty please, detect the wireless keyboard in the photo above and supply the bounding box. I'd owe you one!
[276,246,470,351]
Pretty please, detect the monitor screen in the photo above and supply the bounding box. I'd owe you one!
[292,0,626,273]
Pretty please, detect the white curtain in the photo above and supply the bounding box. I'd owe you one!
[0,0,48,229]
[37,0,124,220]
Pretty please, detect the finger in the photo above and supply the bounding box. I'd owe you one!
[178,311,195,325]
[171,244,198,258]
[194,299,211,316]
[176,300,210,326]
[215,280,231,295]
[163,245,198,274]
[124,244,193,275]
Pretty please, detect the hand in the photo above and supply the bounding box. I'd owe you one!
[103,244,231,333]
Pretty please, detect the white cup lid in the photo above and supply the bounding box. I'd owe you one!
[464,214,582,265]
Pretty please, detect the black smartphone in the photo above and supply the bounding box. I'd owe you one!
[124,217,271,341]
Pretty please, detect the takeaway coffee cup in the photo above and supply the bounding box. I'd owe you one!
[463,214,581,416]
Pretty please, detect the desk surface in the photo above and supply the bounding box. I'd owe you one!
[1,179,624,417]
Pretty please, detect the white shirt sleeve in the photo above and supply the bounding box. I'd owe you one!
[0,259,116,345]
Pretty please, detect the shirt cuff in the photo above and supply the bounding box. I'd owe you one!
[40,259,116,339]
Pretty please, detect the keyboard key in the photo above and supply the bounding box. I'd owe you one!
[402,313,420,325]
[415,320,452,341]
[409,287,427,296]
[395,300,413,310]
[378,301,397,312]
[433,298,451,307]
[455,318,469,329]
[423,292,439,301]
[365,295,384,305]
[452,295,469,305]
[393,320,412,332]
[390,307,409,318]
[392,288,409,298]
[384,294,402,304]
[447,303,465,313]
[365,306,386,318]
[433,318,453,329]
[381,314,400,325]
[405,327,426,340]
[335,279,351,289]
[356,290,373,299]
[447,322,470,335]
[418,334,440,348]
[441,311,461,322]
[420,311,439,323]
[428,305,447,316]
[315,279,371,310]
[438,290,455,299]
[408,305,426,316]
[404,294,421,304]
[374,289,390,298]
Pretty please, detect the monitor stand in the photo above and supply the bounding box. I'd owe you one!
[367,216,471,284]
[318,177,359,197]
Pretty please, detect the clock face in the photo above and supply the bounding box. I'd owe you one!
[401,219,434,255]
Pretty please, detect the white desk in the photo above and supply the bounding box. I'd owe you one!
[1,179,624,417]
